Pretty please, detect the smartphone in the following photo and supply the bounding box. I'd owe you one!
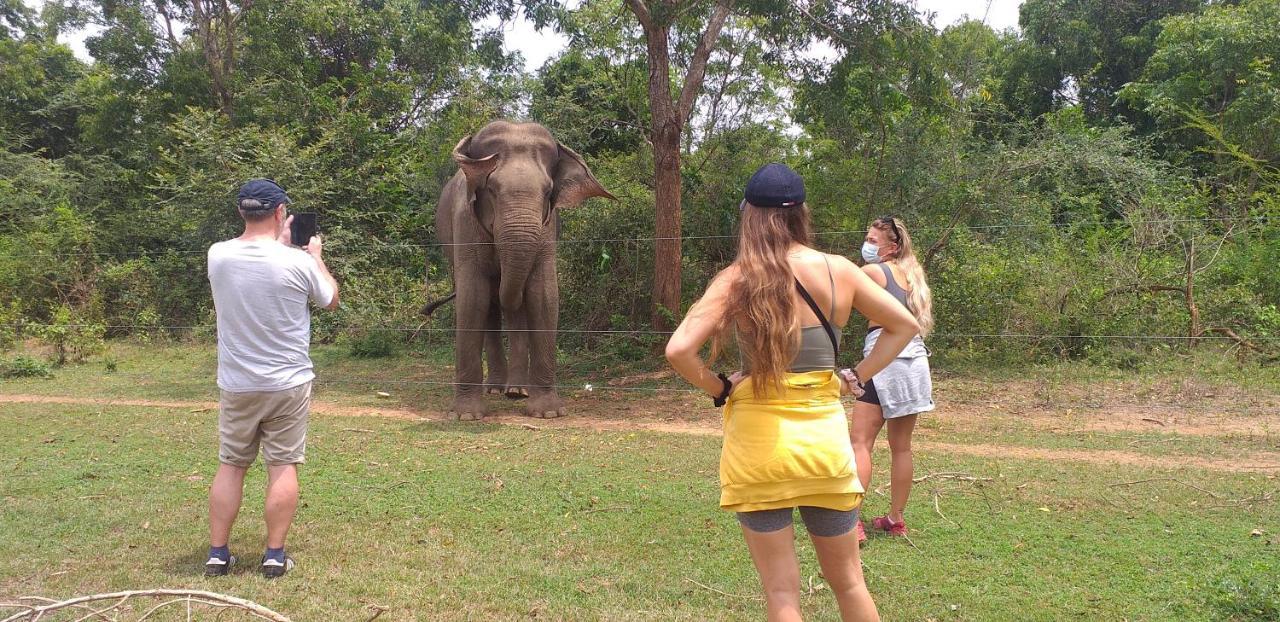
[289,212,318,247]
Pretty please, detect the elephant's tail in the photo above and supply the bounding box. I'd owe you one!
[420,292,457,317]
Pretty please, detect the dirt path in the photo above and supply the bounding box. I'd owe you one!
[6,392,1279,474]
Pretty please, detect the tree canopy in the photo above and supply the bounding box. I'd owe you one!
[1,0,1276,363]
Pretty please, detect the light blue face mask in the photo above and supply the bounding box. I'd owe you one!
[861,242,882,264]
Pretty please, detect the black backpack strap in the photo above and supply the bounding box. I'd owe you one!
[795,279,840,361]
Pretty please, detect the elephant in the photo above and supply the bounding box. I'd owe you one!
[433,121,615,420]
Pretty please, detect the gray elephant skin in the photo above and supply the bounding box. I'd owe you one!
[434,120,615,420]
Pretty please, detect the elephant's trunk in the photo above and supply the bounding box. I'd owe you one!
[496,208,544,311]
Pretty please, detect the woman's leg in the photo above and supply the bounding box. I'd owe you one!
[741,524,804,622]
[809,523,881,622]
[850,401,886,492]
[885,414,918,523]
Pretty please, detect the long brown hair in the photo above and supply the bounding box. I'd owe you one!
[872,217,934,336]
[712,202,814,395]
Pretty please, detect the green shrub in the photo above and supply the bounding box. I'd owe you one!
[348,330,397,359]
[1,355,53,379]
[35,306,104,365]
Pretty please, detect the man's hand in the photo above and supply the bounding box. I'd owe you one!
[305,235,323,260]
[276,214,295,246]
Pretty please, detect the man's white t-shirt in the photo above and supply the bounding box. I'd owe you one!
[208,239,335,393]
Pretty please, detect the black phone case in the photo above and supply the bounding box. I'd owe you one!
[290,213,317,247]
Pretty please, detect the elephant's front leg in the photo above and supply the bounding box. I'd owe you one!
[523,258,563,418]
[484,300,509,396]
[504,310,530,400]
[451,276,491,421]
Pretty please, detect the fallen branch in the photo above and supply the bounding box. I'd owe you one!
[1202,327,1265,353]
[363,603,390,622]
[1,590,290,622]
[684,578,762,601]
[582,505,631,514]
[1108,477,1223,500]
[876,471,993,495]
[1140,418,1166,427]
[932,490,959,528]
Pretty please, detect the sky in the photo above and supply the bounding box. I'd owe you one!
[30,0,1024,71]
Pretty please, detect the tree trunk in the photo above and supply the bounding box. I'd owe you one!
[626,0,733,329]
[639,13,681,329]
[1184,238,1201,346]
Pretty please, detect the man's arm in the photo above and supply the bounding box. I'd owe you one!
[305,235,340,310]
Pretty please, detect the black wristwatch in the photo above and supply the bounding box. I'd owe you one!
[712,372,733,407]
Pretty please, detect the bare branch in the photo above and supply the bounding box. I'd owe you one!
[623,0,653,29]
[677,0,733,123]
[1,590,291,622]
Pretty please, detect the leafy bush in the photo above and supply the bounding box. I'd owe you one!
[1,355,53,378]
[35,306,104,365]
[347,329,398,359]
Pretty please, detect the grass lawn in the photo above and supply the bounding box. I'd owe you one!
[2,343,1279,620]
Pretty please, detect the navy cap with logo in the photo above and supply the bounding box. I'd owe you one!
[743,163,805,208]
[237,179,292,211]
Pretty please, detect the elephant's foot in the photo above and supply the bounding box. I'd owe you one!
[504,386,529,400]
[485,374,508,396]
[525,391,564,419]
[449,394,487,422]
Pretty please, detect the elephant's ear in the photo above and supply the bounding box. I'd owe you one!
[552,144,616,211]
[453,135,499,192]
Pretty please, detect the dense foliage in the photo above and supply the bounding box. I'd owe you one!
[1,0,1276,365]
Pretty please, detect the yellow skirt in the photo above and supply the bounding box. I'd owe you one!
[720,370,864,512]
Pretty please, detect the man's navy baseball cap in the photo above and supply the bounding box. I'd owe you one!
[743,163,805,208]
[237,179,291,211]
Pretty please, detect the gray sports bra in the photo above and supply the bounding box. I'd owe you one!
[741,255,841,372]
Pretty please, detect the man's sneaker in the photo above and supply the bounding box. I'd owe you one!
[204,554,237,577]
[871,515,908,536]
[260,555,295,579]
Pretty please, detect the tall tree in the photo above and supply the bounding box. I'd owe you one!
[623,0,732,326]
[1016,0,1204,124]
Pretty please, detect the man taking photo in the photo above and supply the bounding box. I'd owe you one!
[204,179,338,578]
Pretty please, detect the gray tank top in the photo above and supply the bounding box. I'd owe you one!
[741,255,841,372]
[878,263,910,307]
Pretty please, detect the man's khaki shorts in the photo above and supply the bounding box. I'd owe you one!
[218,381,311,467]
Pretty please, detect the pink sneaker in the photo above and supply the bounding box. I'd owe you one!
[854,520,867,544]
[871,515,908,536]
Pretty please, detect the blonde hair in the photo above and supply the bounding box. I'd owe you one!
[712,203,814,395]
[872,217,934,337]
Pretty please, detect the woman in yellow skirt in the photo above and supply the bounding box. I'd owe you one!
[666,163,920,621]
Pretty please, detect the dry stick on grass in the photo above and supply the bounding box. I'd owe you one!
[875,471,993,495]
[582,505,631,514]
[932,490,960,528]
[684,578,763,601]
[3,597,113,622]
[1203,489,1277,510]
[1108,477,1223,500]
[364,604,390,622]
[1,590,291,622]
[69,594,129,622]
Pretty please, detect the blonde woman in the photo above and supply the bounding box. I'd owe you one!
[851,216,935,541]
[666,164,919,621]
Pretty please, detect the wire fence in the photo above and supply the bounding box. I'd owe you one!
[2,215,1275,407]
[0,216,1270,260]
[4,323,1279,341]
